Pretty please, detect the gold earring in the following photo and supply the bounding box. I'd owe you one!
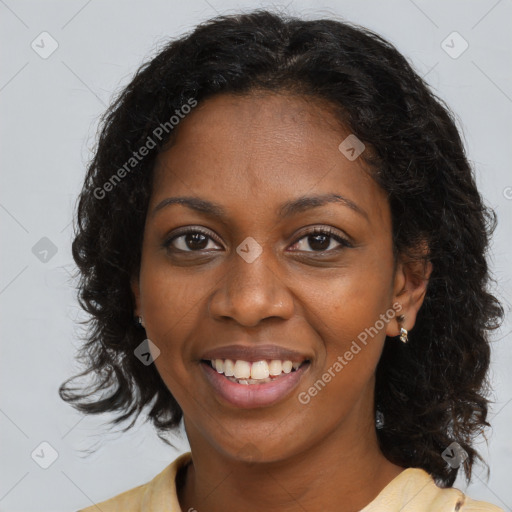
[399,327,408,343]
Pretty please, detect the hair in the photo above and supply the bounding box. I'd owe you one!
[59,9,503,487]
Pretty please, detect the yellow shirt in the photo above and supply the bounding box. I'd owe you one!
[77,452,503,511]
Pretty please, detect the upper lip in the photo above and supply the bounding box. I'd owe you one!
[200,344,311,363]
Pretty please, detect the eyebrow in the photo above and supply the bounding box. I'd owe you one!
[151,193,369,222]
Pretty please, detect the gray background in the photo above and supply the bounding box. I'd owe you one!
[1,0,511,510]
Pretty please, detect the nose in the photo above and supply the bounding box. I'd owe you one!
[207,247,295,327]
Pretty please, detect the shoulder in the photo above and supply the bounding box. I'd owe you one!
[76,452,192,512]
[429,483,503,512]
[362,467,504,512]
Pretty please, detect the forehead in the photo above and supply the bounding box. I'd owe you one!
[150,92,389,227]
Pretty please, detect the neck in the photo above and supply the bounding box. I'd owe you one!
[178,417,404,512]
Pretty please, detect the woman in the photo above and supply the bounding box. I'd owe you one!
[61,10,504,512]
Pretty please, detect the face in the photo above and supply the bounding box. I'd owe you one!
[133,92,413,463]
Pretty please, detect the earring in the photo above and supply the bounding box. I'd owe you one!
[136,316,145,328]
[399,327,408,344]
[376,410,385,429]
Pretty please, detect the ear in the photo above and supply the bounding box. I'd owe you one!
[131,275,142,317]
[385,247,433,337]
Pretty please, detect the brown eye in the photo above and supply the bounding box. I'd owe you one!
[165,228,221,252]
[290,227,352,253]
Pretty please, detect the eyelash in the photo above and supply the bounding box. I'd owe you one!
[164,226,352,254]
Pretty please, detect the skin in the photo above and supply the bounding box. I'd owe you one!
[132,91,432,512]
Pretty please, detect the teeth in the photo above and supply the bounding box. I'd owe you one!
[282,361,293,374]
[233,360,251,379]
[215,359,224,373]
[268,360,282,375]
[224,359,235,377]
[251,360,269,379]
[210,358,304,381]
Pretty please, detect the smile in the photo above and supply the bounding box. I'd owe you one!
[200,358,311,408]
[206,358,304,384]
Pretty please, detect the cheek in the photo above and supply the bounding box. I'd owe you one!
[140,273,200,409]
[141,265,206,336]
[297,307,388,424]
[303,252,394,382]
[138,268,208,397]
[304,248,393,330]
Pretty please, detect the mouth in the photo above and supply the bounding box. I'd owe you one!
[199,358,311,409]
[201,358,309,384]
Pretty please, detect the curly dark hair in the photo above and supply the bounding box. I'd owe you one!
[59,9,504,487]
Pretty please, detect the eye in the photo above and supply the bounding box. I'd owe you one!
[164,226,352,254]
[289,227,352,253]
[164,227,222,252]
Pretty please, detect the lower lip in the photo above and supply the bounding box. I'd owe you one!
[200,361,310,409]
